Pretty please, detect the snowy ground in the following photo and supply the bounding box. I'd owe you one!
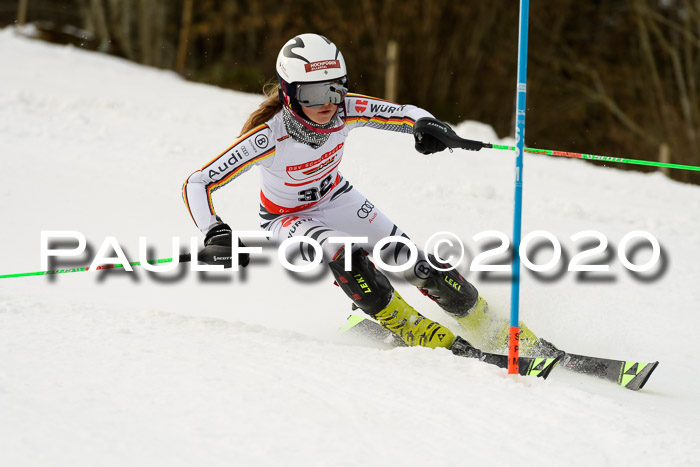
[1,28,699,466]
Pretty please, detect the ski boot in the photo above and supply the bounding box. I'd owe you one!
[452,295,494,338]
[330,248,454,349]
[489,323,562,357]
[374,291,455,349]
[417,254,479,318]
[417,255,501,339]
[490,320,540,354]
[456,303,559,357]
[416,255,550,354]
[456,297,554,356]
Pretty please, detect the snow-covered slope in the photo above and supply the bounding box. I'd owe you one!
[1,28,699,466]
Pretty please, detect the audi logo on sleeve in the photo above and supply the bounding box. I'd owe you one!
[357,200,375,219]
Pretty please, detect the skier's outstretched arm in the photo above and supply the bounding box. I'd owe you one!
[182,124,276,267]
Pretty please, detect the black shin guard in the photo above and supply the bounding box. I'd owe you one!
[418,254,479,318]
[329,249,393,317]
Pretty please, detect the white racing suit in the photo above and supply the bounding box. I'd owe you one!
[183,93,435,283]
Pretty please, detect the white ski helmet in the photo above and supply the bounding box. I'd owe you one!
[276,33,348,113]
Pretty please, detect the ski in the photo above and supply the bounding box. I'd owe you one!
[340,315,562,379]
[557,353,659,391]
[341,315,659,391]
[480,326,659,391]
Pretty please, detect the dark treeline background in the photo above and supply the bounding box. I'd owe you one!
[3,0,700,184]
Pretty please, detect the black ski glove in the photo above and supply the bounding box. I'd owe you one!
[202,223,250,268]
[414,118,450,154]
[414,117,485,154]
[204,223,233,247]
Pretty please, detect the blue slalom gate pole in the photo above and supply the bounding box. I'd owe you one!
[508,0,530,375]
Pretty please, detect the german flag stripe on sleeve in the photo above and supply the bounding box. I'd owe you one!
[347,93,400,106]
[345,115,417,127]
[182,170,199,224]
[201,124,269,172]
[205,147,276,214]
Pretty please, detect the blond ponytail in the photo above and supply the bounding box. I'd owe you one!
[240,81,283,136]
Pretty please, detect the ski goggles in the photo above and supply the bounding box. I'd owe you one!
[296,79,348,108]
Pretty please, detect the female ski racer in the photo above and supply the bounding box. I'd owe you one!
[183,33,528,352]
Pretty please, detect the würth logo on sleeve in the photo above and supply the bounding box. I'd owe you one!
[354,99,368,113]
[304,60,341,72]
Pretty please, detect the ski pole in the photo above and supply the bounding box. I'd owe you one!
[0,243,248,280]
[450,136,700,173]
[0,255,192,279]
[0,244,244,280]
[491,143,700,172]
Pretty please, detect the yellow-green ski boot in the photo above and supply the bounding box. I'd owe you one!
[490,320,540,354]
[455,296,555,355]
[454,295,493,336]
[375,291,455,349]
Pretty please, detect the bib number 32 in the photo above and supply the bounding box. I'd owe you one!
[298,174,334,202]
